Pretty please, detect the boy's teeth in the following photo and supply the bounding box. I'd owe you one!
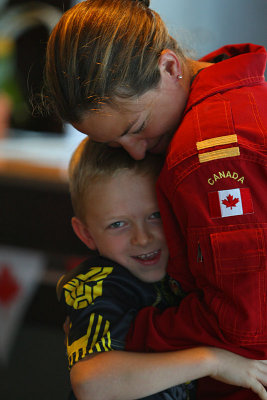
[137,250,159,260]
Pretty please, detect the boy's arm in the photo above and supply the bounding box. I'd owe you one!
[61,260,267,400]
[70,347,267,400]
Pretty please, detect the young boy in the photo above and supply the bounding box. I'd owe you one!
[57,138,267,400]
[58,137,195,400]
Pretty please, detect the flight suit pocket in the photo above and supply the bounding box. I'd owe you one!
[210,228,266,341]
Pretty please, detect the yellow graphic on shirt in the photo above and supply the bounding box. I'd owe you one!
[63,266,113,309]
[63,267,114,367]
[67,313,112,367]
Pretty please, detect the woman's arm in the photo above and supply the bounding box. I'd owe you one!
[70,347,267,400]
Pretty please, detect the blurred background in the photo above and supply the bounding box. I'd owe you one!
[154,0,267,64]
[0,0,266,399]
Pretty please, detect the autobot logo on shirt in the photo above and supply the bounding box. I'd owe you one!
[208,188,253,218]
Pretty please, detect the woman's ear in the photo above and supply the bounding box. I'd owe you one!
[158,49,182,81]
[71,216,97,251]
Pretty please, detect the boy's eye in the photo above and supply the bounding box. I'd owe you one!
[149,211,161,220]
[108,221,125,229]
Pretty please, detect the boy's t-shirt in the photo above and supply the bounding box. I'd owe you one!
[59,255,196,399]
[59,255,177,367]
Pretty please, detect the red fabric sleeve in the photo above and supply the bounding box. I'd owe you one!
[126,159,267,360]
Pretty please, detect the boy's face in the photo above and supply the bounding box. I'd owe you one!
[75,171,168,282]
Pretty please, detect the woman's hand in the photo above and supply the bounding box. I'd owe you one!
[210,348,267,400]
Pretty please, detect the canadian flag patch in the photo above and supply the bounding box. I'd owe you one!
[208,188,253,218]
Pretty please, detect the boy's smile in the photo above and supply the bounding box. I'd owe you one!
[76,170,168,282]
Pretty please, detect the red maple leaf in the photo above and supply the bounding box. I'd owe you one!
[222,194,239,209]
[0,265,20,305]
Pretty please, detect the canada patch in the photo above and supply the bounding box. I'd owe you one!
[208,188,253,218]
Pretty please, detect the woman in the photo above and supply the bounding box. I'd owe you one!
[44,1,267,399]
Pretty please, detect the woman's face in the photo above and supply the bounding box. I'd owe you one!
[73,70,188,160]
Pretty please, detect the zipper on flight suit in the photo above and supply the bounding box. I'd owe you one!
[197,242,203,262]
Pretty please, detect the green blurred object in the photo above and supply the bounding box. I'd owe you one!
[0,37,28,125]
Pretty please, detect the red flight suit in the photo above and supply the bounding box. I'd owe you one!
[126,43,267,399]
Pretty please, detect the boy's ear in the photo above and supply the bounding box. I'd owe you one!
[71,216,97,251]
[158,49,182,80]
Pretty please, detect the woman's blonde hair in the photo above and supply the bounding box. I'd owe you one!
[44,0,185,123]
[69,137,164,222]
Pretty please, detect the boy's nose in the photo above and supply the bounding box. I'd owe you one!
[131,226,153,246]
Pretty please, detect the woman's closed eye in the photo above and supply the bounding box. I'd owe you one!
[132,120,146,135]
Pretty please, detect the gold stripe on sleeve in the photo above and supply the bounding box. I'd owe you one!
[198,147,240,163]
[196,134,238,150]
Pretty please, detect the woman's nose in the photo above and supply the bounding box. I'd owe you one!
[120,136,147,160]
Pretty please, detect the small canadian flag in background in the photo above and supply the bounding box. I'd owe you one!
[0,247,45,364]
[208,188,254,218]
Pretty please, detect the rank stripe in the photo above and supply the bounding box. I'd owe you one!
[198,147,240,163]
[196,134,238,150]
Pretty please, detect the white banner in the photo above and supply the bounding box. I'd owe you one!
[0,246,45,364]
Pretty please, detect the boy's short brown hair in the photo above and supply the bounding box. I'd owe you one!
[69,137,164,223]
